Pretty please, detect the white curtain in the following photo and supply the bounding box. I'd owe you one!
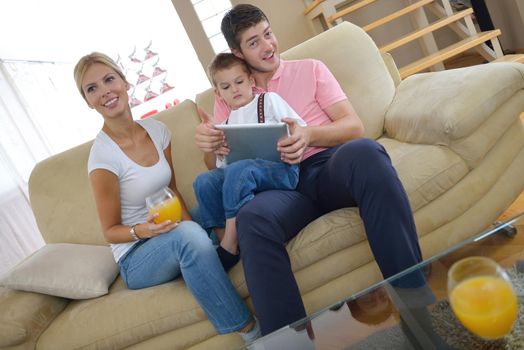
[0,177,44,278]
[0,59,103,277]
[0,61,50,277]
[0,0,213,278]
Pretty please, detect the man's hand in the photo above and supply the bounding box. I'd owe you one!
[195,107,226,153]
[278,118,310,164]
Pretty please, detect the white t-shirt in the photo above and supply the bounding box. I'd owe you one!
[216,92,306,167]
[227,92,306,125]
[88,118,172,262]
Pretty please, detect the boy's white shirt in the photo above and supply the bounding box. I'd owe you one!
[216,92,306,168]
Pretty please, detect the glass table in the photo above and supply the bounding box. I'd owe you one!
[241,212,524,350]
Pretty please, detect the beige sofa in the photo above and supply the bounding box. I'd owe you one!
[1,22,523,350]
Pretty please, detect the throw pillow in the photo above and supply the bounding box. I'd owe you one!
[0,243,119,299]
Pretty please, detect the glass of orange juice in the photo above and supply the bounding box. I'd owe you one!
[145,187,182,224]
[448,256,517,339]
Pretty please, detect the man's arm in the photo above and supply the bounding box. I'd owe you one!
[278,99,364,164]
[194,107,227,170]
[195,122,220,170]
[308,99,364,147]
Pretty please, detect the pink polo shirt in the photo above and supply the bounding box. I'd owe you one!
[213,59,348,160]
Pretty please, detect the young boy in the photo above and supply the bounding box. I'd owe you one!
[193,53,306,270]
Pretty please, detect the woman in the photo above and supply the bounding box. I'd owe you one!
[73,52,259,342]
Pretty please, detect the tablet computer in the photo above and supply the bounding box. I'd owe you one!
[215,123,288,164]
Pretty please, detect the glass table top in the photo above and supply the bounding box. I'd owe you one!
[240,212,524,350]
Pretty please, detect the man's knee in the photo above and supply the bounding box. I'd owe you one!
[236,197,275,241]
[236,200,263,234]
[341,138,384,158]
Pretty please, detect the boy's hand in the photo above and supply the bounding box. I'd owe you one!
[215,141,230,157]
[278,118,309,164]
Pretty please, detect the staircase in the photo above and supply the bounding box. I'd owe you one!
[303,0,505,78]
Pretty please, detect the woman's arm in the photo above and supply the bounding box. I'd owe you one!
[89,169,136,243]
[89,169,178,243]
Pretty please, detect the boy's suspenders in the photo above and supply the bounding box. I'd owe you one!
[225,93,266,124]
[257,93,265,123]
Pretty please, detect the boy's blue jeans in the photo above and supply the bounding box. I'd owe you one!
[193,159,299,230]
[118,221,252,334]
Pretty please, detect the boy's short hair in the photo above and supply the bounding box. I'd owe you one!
[221,4,269,51]
[208,53,251,87]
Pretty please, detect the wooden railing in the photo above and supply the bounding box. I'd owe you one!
[303,0,506,78]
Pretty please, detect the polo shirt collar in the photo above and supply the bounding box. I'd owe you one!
[271,58,285,81]
[254,59,285,93]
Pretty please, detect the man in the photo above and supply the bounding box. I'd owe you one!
[195,4,423,336]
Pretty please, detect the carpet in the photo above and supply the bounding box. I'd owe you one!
[346,267,524,350]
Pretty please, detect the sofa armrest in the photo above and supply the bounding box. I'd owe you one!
[195,88,215,117]
[385,62,524,145]
[0,287,69,347]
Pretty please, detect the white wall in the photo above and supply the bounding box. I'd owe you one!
[486,0,524,52]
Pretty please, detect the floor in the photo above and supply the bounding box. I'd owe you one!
[498,190,524,222]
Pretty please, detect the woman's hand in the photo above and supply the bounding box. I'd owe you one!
[136,213,179,238]
[278,118,310,164]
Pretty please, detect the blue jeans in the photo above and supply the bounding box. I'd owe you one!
[193,159,299,230]
[118,221,252,334]
[236,139,423,335]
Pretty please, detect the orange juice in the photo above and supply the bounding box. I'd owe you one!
[148,196,182,224]
[450,275,517,339]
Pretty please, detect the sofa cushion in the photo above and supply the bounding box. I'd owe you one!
[195,88,216,117]
[0,243,118,299]
[36,277,214,349]
[28,140,104,245]
[378,137,469,212]
[0,287,68,347]
[448,91,524,168]
[287,208,367,271]
[385,63,524,147]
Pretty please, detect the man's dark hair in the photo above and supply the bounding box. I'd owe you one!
[208,53,251,87]
[221,4,269,51]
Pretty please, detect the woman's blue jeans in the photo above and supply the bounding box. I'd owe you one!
[193,159,299,230]
[118,221,252,334]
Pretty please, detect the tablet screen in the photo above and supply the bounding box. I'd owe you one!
[215,123,288,164]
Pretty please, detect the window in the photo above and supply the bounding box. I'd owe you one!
[0,0,212,163]
[0,0,217,274]
[192,0,232,53]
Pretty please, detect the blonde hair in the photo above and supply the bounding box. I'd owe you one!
[73,52,127,102]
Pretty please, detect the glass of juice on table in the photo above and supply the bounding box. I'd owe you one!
[447,256,518,339]
[146,187,182,224]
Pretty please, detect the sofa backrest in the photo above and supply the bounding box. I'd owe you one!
[196,22,396,140]
[282,22,395,139]
[28,100,206,245]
